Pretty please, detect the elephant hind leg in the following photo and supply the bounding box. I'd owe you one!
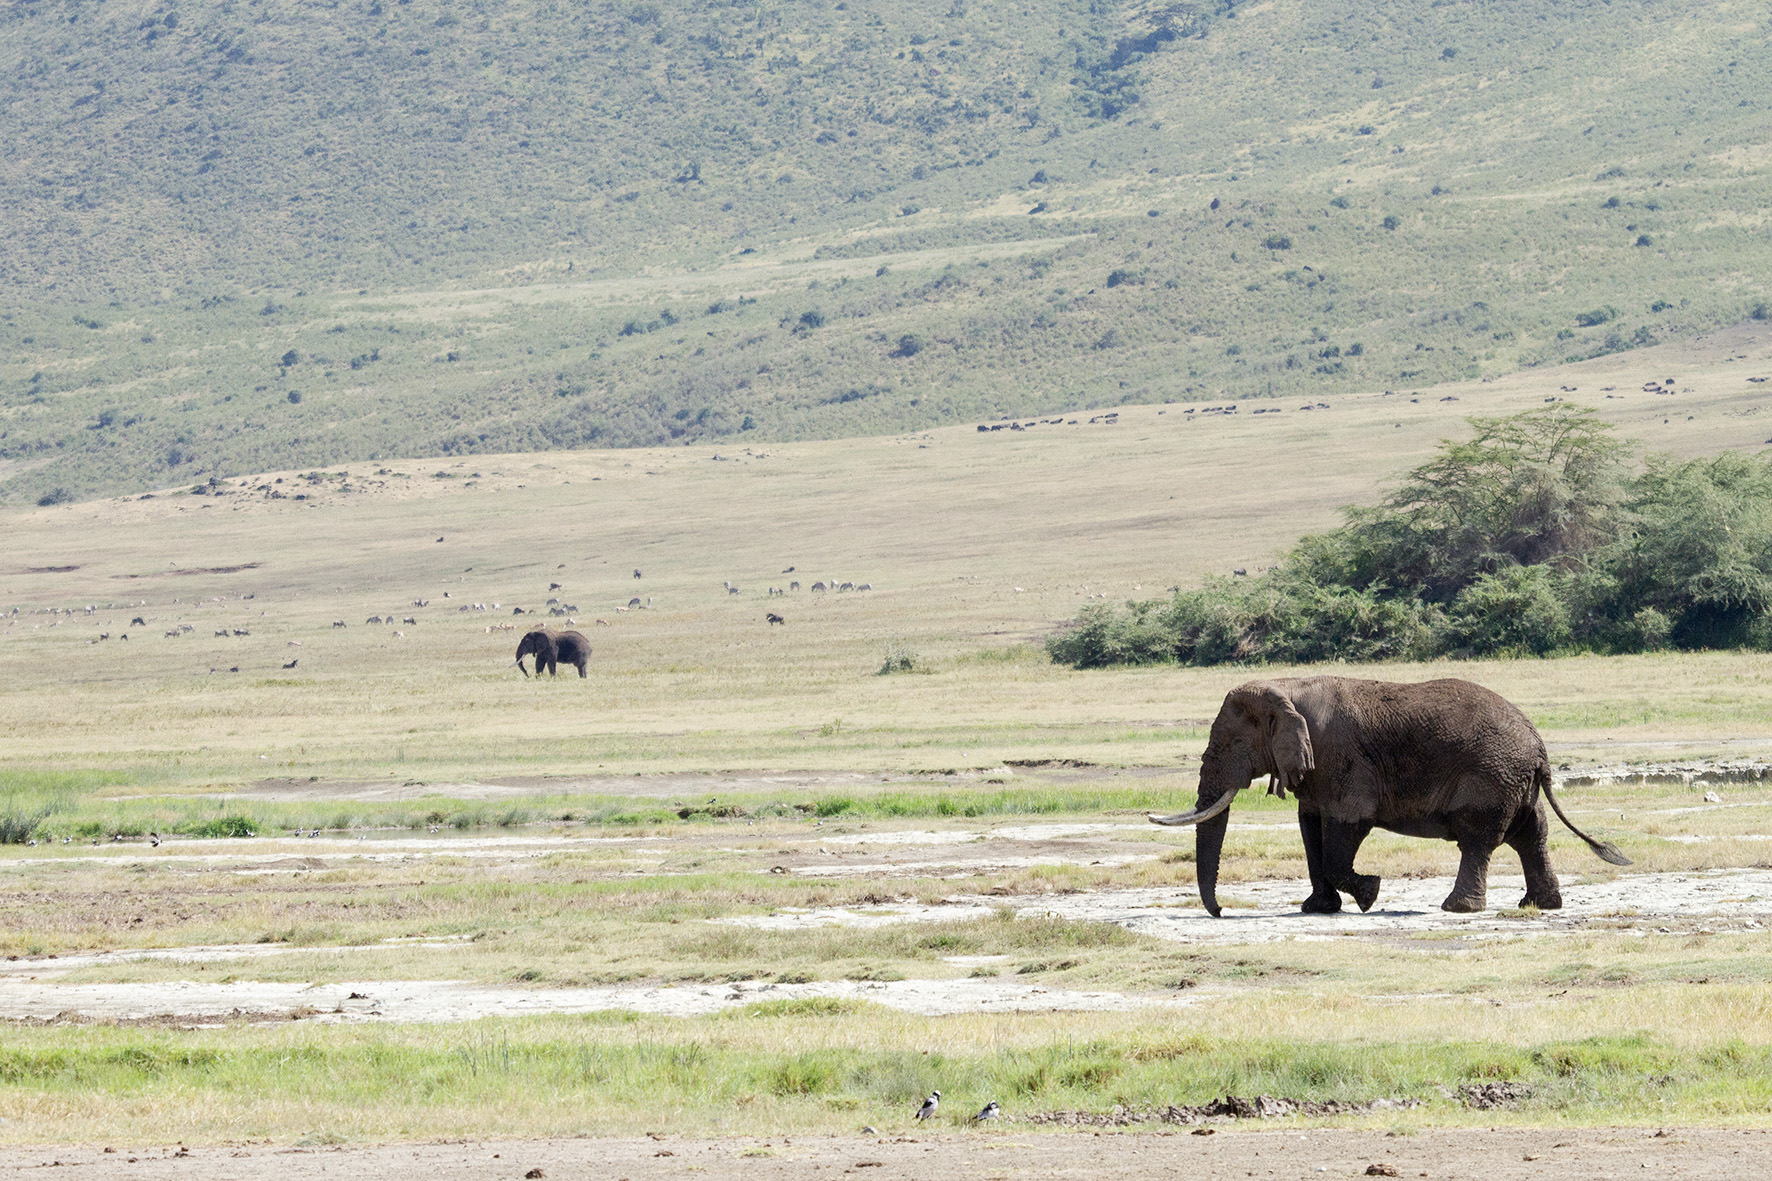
[1442,842,1493,913]
[575,661,588,678]
[1507,804,1563,910]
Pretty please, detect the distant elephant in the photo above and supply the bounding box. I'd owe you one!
[1151,677,1629,916]
[515,628,592,678]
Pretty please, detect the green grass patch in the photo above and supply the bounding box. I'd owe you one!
[0,1022,1763,1141]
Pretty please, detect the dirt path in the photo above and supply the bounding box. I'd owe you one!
[1,1128,1766,1180]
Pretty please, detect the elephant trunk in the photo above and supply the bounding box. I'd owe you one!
[1195,806,1231,918]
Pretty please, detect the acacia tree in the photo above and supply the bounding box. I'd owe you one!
[1334,405,1632,603]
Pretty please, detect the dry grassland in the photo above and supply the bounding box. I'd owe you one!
[1,333,1771,1144]
[2,323,1771,784]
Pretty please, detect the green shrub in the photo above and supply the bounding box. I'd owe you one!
[1050,408,1772,667]
[1441,566,1571,657]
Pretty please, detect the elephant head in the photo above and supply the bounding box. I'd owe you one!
[1149,682,1315,917]
[514,629,552,677]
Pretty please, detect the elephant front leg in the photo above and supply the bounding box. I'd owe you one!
[1443,842,1494,913]
[1298,811,1342,914]
[1321,818,1380,912]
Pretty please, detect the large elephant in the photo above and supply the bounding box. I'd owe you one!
[515,628,592,678]
[1151,677,1629,916]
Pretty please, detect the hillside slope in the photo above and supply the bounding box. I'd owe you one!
[1,0,1769,501]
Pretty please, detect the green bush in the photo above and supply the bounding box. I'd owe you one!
[1050,408,1772,667]
[1441,566,1571,656]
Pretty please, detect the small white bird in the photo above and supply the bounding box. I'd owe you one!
[972,1100,1000,1122]
[916,1091,940,1121]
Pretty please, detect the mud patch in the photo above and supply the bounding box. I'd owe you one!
[1023,1094,1422,1126]
[0,975,1199,1025]
[735,869,1772,944]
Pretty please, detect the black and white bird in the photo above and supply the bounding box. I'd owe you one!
[972,1100,1000,1123]
[149,832,160,847]
[915,1091,940,1121]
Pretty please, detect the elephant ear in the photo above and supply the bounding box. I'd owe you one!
[1229,684,1314,797]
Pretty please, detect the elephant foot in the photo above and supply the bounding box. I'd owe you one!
[1441,892,1486,913]
[1350,875,1381,912]
[1300,890,1343,915]
[1519,891,1563,911]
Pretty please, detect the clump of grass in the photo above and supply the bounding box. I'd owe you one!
[877,642,919,675]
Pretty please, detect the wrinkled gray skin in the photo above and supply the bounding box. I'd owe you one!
[515,628,592,678]
[1152,677,1630,917]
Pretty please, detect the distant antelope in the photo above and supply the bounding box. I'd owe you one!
[728,586,740,595]
[332,620,347,628]
[403,616,417,624]
[282,658,299,669]
[766,612,785,625]
[628,597,642,607]
[811,581,827,593]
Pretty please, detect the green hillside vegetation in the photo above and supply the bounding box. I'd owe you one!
[1,0,1769,502]
[1049,406,1772,667]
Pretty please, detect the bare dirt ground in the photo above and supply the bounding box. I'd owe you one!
[2,1128,1766,1180]
[0,863,1764,1024]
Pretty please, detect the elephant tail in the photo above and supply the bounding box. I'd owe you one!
[1539,767,1631,866]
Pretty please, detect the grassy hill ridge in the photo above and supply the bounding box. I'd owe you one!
[1,0,1769,502]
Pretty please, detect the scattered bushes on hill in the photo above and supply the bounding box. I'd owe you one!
[1049,407,1772,667]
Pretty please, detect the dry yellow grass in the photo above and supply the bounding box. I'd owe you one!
[2,323,1772,784]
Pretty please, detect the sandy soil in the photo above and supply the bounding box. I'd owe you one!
[1,1128,1765,1180]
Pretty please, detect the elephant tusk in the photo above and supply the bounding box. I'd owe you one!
[1147,790,1238,827]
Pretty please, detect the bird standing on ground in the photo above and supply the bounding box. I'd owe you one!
[972,1100,1000,1123]
[916,1091,940,1121]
